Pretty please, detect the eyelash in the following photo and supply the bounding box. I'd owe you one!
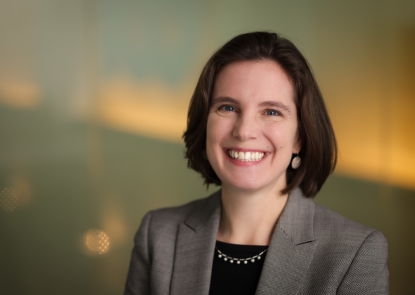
[264,109,281,116]
[218,104,236,112]
[216,105,282,117]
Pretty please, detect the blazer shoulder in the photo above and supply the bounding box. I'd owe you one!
[313,203,386,245]
[306,203,389,294]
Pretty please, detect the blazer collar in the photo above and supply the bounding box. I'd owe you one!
[276,187,315,245]
[170,190,222,295]
[184,190,222,230]
[256,187,318,295]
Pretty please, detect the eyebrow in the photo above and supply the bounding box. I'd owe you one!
[212,96,291,114]
[211,96,240,106]
[259,101,291,114]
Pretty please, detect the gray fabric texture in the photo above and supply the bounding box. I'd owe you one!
[124,188,389,295]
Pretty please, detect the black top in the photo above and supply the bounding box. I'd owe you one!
[209,241,268,295]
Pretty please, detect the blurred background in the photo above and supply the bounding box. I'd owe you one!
[0,0,414,294]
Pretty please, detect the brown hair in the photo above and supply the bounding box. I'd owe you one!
[183,32,337,198]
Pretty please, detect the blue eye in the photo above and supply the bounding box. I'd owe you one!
[265,109,279,116]
[221,105,235,112]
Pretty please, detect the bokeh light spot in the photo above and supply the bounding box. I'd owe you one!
[0,188,19,212]
[83,229,110,255]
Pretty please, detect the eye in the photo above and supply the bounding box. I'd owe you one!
[264,109,280,116]
[219,105,236,112]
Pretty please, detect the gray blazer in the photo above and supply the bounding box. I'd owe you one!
[125,188,389,294]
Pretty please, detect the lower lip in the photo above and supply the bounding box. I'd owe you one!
[225,151,266,166]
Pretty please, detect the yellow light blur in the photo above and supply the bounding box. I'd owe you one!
[83,229,110,255]
[101,199,127,247]
[12,174,33,206]
[332,84,415,190]
[0,79,41,108]
[97,77,190,143]
[0,187,19,212]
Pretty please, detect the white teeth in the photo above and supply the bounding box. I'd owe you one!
[227,150,265,162]
[245,152,251,160]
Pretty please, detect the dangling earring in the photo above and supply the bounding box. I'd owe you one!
[291,152,301,169]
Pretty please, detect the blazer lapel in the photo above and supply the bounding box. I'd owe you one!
[256,188,318,295]
[170,190,221,295]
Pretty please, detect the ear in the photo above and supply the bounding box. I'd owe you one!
[293,134,301,154]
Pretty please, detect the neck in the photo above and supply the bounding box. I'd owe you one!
[217,185,289,246]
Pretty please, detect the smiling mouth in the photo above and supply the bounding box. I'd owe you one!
[227,150,265,162]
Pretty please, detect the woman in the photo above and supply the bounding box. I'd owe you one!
[125,32,389,295]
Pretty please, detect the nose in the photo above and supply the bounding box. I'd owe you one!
[232,113,258,141]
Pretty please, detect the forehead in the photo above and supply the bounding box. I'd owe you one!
[213,60,295,103]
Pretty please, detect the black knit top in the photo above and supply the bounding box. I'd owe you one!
[208,241,268,295]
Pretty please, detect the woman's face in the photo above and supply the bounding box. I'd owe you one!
[206,60,300,194]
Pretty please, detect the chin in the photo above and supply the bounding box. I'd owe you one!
[220,173,287,194]
[223,179,270,192]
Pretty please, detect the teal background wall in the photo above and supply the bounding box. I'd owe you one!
[1,1,414,294]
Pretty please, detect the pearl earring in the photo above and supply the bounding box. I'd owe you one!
[291,153,301,169]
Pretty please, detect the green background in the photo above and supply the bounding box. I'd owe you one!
[1,1,414,294]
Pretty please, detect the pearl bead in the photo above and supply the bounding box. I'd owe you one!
[216,247,268,267]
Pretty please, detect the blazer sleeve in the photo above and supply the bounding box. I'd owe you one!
[337,230,389,295]
[124,212,152,295]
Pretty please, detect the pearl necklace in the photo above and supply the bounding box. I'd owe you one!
[216,247,268,265]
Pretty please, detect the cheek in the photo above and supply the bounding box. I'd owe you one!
[267,125,298,151]
[206,117,221,154]
[207,116,228,142]
[206,131,222,155]
[206,117,232,164]
[206,117,216,146]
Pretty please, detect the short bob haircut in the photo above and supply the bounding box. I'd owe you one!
[183,31,337,198]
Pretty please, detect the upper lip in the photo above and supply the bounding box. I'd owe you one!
[225,147,269,153]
